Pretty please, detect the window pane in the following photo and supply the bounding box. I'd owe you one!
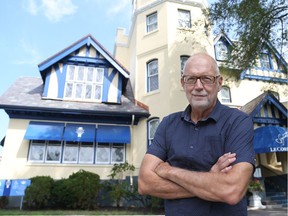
[94,85,102,100]
[149,75,159,91]
[261,53,271,69]
[85,84,92,99]
[96,144,110,164]
[111,145,125,163]
[28,142,45,162]
[64,83,73,98]
[221,87,231,103]
[45,142,61,163]
[87,67,94,82]
[63,143,79,163]
[96,68,104,83]
[178,9,191,28]
[67,65,75,81]
[77,66,85,81]
[79,144,94,163]
[148,61,158,76]
[147,13,158,32]
[75,83,83,98]
[180,56,189,74]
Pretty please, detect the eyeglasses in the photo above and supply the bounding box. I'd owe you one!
[182,75,220,85]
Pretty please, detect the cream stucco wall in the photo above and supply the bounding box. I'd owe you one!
[0,119,139,180]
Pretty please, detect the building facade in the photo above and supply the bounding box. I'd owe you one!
[0,0,287,201]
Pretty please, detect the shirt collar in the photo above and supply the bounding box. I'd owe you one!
[181,100,222,123]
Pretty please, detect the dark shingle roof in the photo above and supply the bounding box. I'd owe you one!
[0,77,149,118]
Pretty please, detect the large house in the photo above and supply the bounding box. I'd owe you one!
[0,0,287,207]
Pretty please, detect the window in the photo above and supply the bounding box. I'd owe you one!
[28,140,46,162]
[147,12,158,32]
[45,141,62,163]
[180,55,189,75]
[260,52,273,70]
[148,118,160,146]
[64,65,104,101]
[178,9,191,28]
[216,41,229,61]
[28,140,125,165]
[221,86,231,103]
[63,141,79,163]
[147,60,159,92]
[111,144,125,163]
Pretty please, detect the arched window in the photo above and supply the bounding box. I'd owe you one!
[180,55,189,76]
[221,86,231,103]
[147,59,159,92]
[147,118,160,146]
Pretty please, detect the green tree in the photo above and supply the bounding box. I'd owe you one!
[206,0,288,69]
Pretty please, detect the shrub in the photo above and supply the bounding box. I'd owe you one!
[0,196,8,209]
[51,169,100,210]
[23,176,54,209]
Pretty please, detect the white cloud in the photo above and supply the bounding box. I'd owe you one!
[42,0,78,22]
[23,0,78,22]
[106,0,131,15]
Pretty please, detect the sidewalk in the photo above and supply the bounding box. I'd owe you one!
[248,207,288,216]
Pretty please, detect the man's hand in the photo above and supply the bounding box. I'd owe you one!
[210,152,236,173]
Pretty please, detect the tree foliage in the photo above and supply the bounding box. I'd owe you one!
[206,0,288,69]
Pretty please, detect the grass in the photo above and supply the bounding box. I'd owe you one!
[0,207,164,215]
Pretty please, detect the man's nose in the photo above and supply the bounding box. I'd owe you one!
[194,78,204,89]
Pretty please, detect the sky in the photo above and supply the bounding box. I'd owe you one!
[0,0,133,154]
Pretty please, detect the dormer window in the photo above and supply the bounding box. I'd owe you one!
[64,65,104,102]
[260,50,273,70]
[216,41,229,61]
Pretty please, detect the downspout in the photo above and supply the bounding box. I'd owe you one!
[130,114,135,188]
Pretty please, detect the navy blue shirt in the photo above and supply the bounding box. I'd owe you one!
[147,100,255,216]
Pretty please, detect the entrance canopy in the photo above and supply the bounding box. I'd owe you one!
[253,126,287,153]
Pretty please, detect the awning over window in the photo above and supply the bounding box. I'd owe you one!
[254,126,288,153]
[63,123,96,142]
[24,121,65,141]
[96,125,130,144]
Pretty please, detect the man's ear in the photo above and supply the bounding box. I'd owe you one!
[217,76,223,92]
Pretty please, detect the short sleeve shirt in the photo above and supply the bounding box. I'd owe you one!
[147,100,255,216]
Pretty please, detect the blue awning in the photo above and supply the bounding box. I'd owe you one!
[63,123,96,142]
[254,126,288,153]
[96,125,130,143]
[24,121,65,141]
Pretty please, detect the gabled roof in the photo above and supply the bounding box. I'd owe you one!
[240,91,287,126]
[0,77,150,125]
[213,32,235,47]
[38,34,130,81]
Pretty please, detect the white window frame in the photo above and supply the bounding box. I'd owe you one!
[28,140,46,162]
[79,142,94,164]
[178,9,191,28]
[111,144,125,163]
[147,12,158,33]
[63,141,79,164]
[96,143,111,164]
[180,55,189,76]
[45,140,62,163]
[148,118,160,146]
[147,60,159,92]
[221,86,231,103]
[216,41,229,61]
[64,65,104,102]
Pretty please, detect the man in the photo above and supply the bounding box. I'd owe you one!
[138,53,255,215]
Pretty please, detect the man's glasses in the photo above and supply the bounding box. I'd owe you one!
[182,75,220,85]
